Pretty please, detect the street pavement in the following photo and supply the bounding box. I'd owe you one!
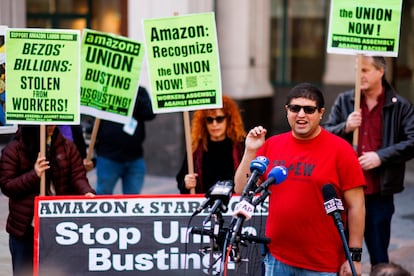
[0,164,413,275]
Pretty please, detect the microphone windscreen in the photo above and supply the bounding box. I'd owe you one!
[249,156,269,175]
[322,184,337,201]
[268,166,288,184]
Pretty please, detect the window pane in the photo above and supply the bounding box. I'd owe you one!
[27,0,52,13]
[395,0,414,102]
[270,0,327,84]
[27,0,89,14]
[27,0,124,35]
[91,0,122,34]
[56,0,89,14]
[57,19,87,29]
[27,18,53,28]
[290,17,325,82]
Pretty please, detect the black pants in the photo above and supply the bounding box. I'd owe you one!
[364,194,394,266]
[9,227,34,276]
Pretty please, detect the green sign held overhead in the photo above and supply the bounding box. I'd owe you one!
[6,28,81,124]
[327,0,402,57]
[80,29,145,124]
[143,12,222,113]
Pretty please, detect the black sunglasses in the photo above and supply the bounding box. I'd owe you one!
[287,104,319,114]
[206,115,226,124]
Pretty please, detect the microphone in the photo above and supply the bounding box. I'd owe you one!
[231,156,269,221]
[235,165,288,220]
[322,184,357,276]
[192,197,211,217]
[322,184,345,231]
[240,156,269,198]
[254,166,288,194]
[252,166,288,206]
[202,180,234,224]
[191,180,233,218]
[229,159,275,247]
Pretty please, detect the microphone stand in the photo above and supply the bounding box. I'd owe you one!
[323,183,357,276]
[221,186,271,276]
[334,215,357,276]
[191,204,226,276]
[208,212,222,276]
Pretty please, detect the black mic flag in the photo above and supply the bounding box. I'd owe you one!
[322,184,345,231]
[192,180,233,217]
[202,180,234,224]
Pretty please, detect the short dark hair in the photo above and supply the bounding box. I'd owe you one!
[370,262,411,276]
[285,82,324,109]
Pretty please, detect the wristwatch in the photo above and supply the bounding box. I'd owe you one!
[349,247,362,262]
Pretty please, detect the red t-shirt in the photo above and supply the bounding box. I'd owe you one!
[257,128,365,272]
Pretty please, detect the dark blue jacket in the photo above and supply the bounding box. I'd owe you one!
[324,80,414,195]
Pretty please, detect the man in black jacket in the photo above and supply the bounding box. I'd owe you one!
[324,56,414,267]
[95,86,156,195]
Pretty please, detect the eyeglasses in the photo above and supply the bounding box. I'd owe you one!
[287,104,319,114]
[206,115,226,124]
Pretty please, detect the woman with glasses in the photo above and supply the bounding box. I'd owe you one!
[176,95,246,194]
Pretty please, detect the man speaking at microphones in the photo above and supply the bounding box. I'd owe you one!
[234,83,366,276]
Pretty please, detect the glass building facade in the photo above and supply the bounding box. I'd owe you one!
[25,0,414,100]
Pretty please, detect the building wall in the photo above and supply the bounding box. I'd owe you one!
[1,1,355,177]
[2,1,412,178]
[0,0,26,28]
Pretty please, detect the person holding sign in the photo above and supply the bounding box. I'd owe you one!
[235,83,366,275]
[0,125,95,276]
[95,86,156,195]
[176,95,246,194]
[58,125,95,172]
[324,56,414,267]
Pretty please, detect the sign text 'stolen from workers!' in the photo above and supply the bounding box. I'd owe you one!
[5,29,81,124]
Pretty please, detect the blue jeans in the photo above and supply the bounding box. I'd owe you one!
[9,231,34,276]
[263,253,336,276]
[364,194,394,266]
[96,156,146,195]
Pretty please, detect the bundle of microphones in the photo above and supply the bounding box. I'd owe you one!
[189,156,357,275]
[189,156,288,256]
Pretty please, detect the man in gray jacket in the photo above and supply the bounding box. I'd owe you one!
[324,55,414,267]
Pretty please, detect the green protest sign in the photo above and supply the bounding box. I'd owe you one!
[80,29,145,124]
[327,0,402,57]
[143,12,222,113]
[6,28,80,124]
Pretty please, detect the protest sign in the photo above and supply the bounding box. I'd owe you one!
[326,0,403,148]
[327,0,403,57]
[80,29,145,124]
[143,12,222,113]
[0,25,17,133]
[34,195,267,275]
[5,28,81,124]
